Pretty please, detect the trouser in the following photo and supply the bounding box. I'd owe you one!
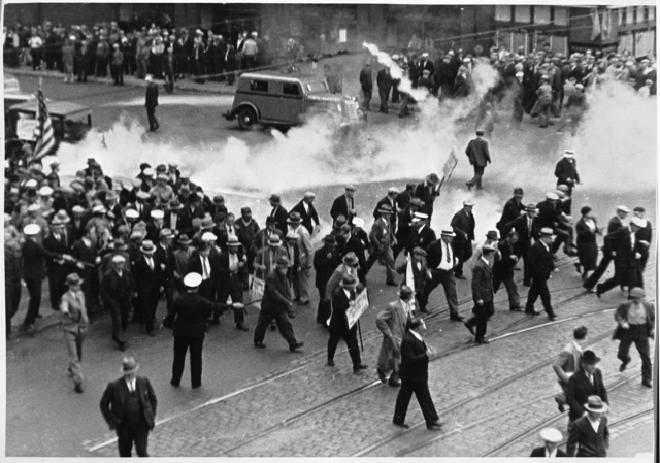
[525,276,555,317]
[171,335,204,388]
[146,107,159,131]
[31,48,41,69]
[361,86,372,110]
[379,88,390,112]
[96,57,107,76]
[639,250,649,273]
[421,269,459,316]
[317,287,331,325]
[376,337,400,378]
[110,302,130,344]
[253,306,297,346]
[493,272,520,308]
[398,94,410,117]
[365,248,396,284]
[64,326,85,386]
[550,225,574,254]
[5,280,21,334]
[47,268,67,310]
[467,165,486,190]
[77,59,88,81]
[391,79,400,102]
[297,265,311,303]
[393,379,439,426]
[466,300,494,341]
[111,64,124,85]
[227,69,235,85]
[23,277,42,327]
[217,273,244,326]
[137,289,160,333]
[519,246,532,285]
[117,425,149,457]
[537,101,552,127]
[584,253,613,289]
[598,263,641,294]
[454,242,472,277]
[617,327,652,383]
[327,324,362,367]
[512,98,524,125]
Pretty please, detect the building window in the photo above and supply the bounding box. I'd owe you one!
[534,6,551,24]
[514,5,531,23]
[650,6,655,21]
[626,6,634,25]
[618,7,624,26]
[637,6,646,24]
[495,5,511,22]
[553,7,568,26]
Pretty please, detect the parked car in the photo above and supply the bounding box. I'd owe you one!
[224,72,364,130]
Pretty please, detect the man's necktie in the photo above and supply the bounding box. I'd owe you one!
[446,242,451,263]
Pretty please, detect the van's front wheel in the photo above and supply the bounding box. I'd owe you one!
[237,107,258,130]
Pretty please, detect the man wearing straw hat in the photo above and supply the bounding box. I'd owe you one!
[365,203,397,286]
[565,350,608,424]
[530,427,566,457]
[566,395,609,457]
[60,273,89,393]
[21,223,46,334]
[133,239,165,335]
[100,356,158,457]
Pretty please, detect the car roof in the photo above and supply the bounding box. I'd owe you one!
[9,100,92,118]
[239,72,323,84]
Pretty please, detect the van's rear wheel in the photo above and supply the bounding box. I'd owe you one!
[237,107,257,130]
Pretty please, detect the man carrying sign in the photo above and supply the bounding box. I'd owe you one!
[375,286,414,387]
[327,275,368,373]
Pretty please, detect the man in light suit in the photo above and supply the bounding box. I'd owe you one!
[375,286,413,387]
[288,211,313,305]
[464,243,496,343]
[99,357,158,457]
[365,204,397,286]
[465,129,491,190]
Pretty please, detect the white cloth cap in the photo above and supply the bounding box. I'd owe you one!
[539,427,562,443]
[38,186,53,196]
[201,231,217,241]
[616,205,630,213]
[23,223,41,235]
[125,209,139,219]
[150,209,164,220]
[184,272,202,288]
[353,217,365,228]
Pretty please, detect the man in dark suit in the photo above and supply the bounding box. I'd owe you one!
[314,234,340,326]
[372,187,398,232]
[421,230,461,319]
[169,272,224,389]
[43,212,73,311]
[327,274,368,373]
[394,198,423,259]
[376,65,393,112]
[178,193,205,237]
[566,395,609,457]
[337,224,367,284]
[101,255,134,351]
[186,241,220,304]
[507,203,540,286]
[132,240,165,334]
[414,173,440,219]
[253,256,303,351]
[496,187,525,236]
[493,229,522,311]
[632,206,652,272]
[290,192,321,235]
[566,350,608,423]
[100,357,158,457]
[392,317,442,430]
[525,228,557,320]
[464,244,496,343]
[451,200,475,279]
[596,221,643,297]
[465,130,491,190]
[554,150,581,196]
[21,224,46,333]
[268,194,289,236]
[144,74,159,131]
[330,186,356,224]
[530,427,567,457]
[359,61,373,110]
[216,237,249,331]
[584,205,629,291]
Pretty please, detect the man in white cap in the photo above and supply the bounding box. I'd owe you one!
[554,149,581,196]
[290,192,321,235]
[530,427,566,457]
[524,227,557,320]
[330,185,357,224]
[451,200,475,278]
[146,208,165,242]
[21,224,46,333]
[372,187,399,232]
[422,229,461,318]
[584,205,629,292]
[101,254,133,351]
[144,73,159,131]
[100,356,158,457]
[133,239,165,334]
[614,287,654,388]
[407,211,436,253]
[566,395,609,457]
[465,130,491,190]
[169,272,225,389]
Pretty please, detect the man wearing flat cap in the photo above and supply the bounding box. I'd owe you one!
[524,227,557,320]
[291,192,321,235]
[268,194,289,236]
[330,186,357,224]
[465,130,491,190]
[376,286,414,386]
[614,287,654,388]
[451,200,476,278]
[314,234,340,326]
[415,174,440,219]
[100,356,158,457]
[530,427,566,457]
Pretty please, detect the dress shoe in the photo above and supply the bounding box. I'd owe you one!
[393,421,409,429]
[463,321,475,335]
[388,378,401,387]
[583,285,595,293]
[475,338,490,344]
[548,315,557,321]
[170,380,180,388]
[619,358,630,372]
[595,285,603,298]
[74,383,83,394]
[455,274,467,280]
[192,384,202,389]
[554,396,565,412]
[353,364,368,373]
[526,311,540,316]
[641,380,652,388]
[327,360,335,367]
[290,341,304,352]
[377,370,387,384]
[450,315,465,322]
[509,306,523,312]
[236,324,249,332]
[427,422,443,431]
[119,341,128,352]
[254,341,266,349]
[465,182,472,191]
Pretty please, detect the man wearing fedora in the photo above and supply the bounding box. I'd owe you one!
[530,427,566,457]
[493,228,523,311]
[566,350,608,424]
[101,255,133,351]
[584,205,629,292]
[465,243,496,343]
[252,216,284,257]
[291,192,321,235]
[614,287,654,388]
[253,256,304,352]
[288,211,313,305]
[415,174,440,219]
[496,187,525,236]
[596,218,644,298]
[255,235,288,280]
[465,130,491,190]
[144,74,159,131]
[451,200,476,279]
[393,317,442,431]
[170,272,226,389]
[566,395,609,457]
[422,230,461,318]
[133,239,165,335]
[61,273,89,393]
[372,187,399,232]
[376,286,414,387]
[43,210,74,311]
[337,224,368,284]
[217,237,249,330]
[365,203,397,286]
[330,186,357,224]
[314,234,340,326]
[268,194,289,236]
[327,274,368,373]
[21,223,46,333]
[525,228,557,320]
[100,356,158,457]
[506,202,540,286]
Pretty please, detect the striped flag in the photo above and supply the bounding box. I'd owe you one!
[31,84,56,161]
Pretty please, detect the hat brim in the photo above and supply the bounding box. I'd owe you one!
[584,403,608,413]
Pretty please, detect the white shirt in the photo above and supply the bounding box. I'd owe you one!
[409,329,423,341]
[125,377,136,392]
[587,415,601,433]
[302,201,309,214]
[201,255,210,279]
[481,256,490,266]
[545,448,558,458]
[342,289,352,300]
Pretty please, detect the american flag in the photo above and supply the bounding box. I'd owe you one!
[31,86,56,161]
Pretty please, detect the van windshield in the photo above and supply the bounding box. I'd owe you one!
[304,80,329,94]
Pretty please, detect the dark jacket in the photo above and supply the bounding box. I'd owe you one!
[269,204,289,236]
[132,253,165,292]
[451,209,475,243]
[493,239,517,277]
[359,67,372,89]
[399,330,429,383]
[565,368,608,422]
[465,137,491,167]
[535,199,561,230]
[43,232,72,270]
[414,182,439,217]
[22,238,46,280]
[101,269,134,308]
[554,157,580,185]
[471,258,494,302]
[99,376,158,430]
[261,268,291,312]
[567,415,609,457]
[291,200,320,235]
[530,447,567,457]
[372,195,397,230]
[426,239,457,270]
[330,287,353,331]
[496,197,525,233]
[507,213,540,256]
[314,245,339,290]
[407,225,437,252]
[171,292,218,337]
[330,194,354,223]
[376,69,392,91]
[145,83,159,108]
[528,241,555,280]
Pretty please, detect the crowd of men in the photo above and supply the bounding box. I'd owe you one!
[3,19,274,86]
